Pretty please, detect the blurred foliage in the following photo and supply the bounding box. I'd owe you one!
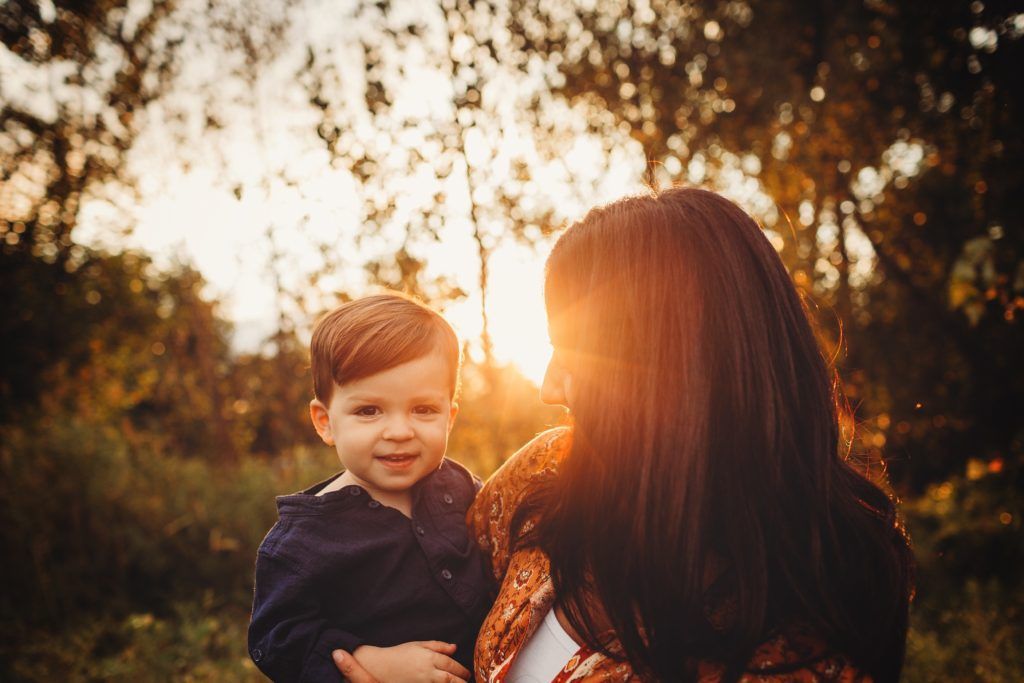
[901,462,1023,682]
[500,0,1024,493]
[904,578,1024,683]
[0,292,561,681]
[0,414,302,630]
[0,245,324,461]
[300,0,628,362]
[1,400,1017,681]
[0,0,178,265]
[449,360,568,474]
[5,601,263,682]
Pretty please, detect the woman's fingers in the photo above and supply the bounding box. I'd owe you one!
[416,640,458,654]
[415,642,468,682]
[431,652,471,680]
[331,650,379,683]
[432,672,467,683]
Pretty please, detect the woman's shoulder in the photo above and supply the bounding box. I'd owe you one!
[467,426,571,579]
[496,426,571,480]
[478,426,571,506]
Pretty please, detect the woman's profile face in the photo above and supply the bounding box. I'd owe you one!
[540,347,573,408]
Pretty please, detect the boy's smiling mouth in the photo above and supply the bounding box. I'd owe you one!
[375,452,418,468]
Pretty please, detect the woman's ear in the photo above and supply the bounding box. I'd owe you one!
[309,399,335,446]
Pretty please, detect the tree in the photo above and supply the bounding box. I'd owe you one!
[1,0,177,420]
[298,0,637,369]
[0,0,180,264]
[0,1,296,457]
[503,0,1023,490]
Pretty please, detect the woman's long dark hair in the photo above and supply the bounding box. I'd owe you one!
[516,188,913,682]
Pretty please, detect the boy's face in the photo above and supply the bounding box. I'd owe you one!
[309,350,458,508]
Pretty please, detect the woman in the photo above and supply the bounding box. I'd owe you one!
[336,188,914,682]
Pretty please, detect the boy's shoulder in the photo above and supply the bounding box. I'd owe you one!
[438,456,483,493]
[413,457,481,514]
[257,476,377,561]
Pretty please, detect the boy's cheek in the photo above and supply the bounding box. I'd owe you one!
[421,423,451,447]
[336,415,367,430]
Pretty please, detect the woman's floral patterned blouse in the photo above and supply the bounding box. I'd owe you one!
[468,427,871,682]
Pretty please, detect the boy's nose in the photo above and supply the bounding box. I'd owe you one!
[381,415,415,441]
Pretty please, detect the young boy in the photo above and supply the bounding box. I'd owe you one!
[248,293,492,682]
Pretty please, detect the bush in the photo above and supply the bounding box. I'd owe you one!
[0,417,337,631]
[2,403,1020,680]
[3,599,262,682]
[902,467,1023,682]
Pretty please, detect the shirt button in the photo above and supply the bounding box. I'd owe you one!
[348,487,361,496]
[443,493,454,505]
[252,648,263,662]
[415,524,425,536]
[367,500,380,509]
[441,568,452,581]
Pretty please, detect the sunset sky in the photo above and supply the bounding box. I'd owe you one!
[60,0,656,384]
[6,0,830,383]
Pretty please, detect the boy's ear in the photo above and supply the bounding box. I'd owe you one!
[309,399,334,446]
[448,401,459,431]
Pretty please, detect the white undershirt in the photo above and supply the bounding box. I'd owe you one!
[505,607,580,683]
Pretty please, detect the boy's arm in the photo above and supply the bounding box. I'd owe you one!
[250,552,470,683]
[249,550,363,682]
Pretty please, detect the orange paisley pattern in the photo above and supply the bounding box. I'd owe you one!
[468,427,871,683]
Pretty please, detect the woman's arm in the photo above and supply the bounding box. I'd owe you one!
[334,642,469,683]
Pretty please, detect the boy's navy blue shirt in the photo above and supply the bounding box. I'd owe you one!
[248,458,492,682]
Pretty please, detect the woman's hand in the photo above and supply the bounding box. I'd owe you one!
[332,649,379,683]
[333,641,470,683]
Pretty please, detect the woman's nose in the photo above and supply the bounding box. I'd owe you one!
[540,360,569,407]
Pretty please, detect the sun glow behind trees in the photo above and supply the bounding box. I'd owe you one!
[78,156,564,383]
[1,0,804,383]
[61,0,650,384]
[4,0,1021,469]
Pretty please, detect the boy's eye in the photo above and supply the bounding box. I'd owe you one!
[412,405,440,415]
[354,406,381,417]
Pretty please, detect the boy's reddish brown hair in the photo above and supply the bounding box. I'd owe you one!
[310,293,460,404]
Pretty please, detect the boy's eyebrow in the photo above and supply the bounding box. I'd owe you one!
[408,393,448,402]
[341,392,447,403]
[340,393,384,402]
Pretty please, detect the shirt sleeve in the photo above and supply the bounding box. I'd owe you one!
[248,550,365,682]
[466,427,571,583]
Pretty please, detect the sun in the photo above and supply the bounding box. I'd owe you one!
[486,242,555,385]
[443,241,553,386]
